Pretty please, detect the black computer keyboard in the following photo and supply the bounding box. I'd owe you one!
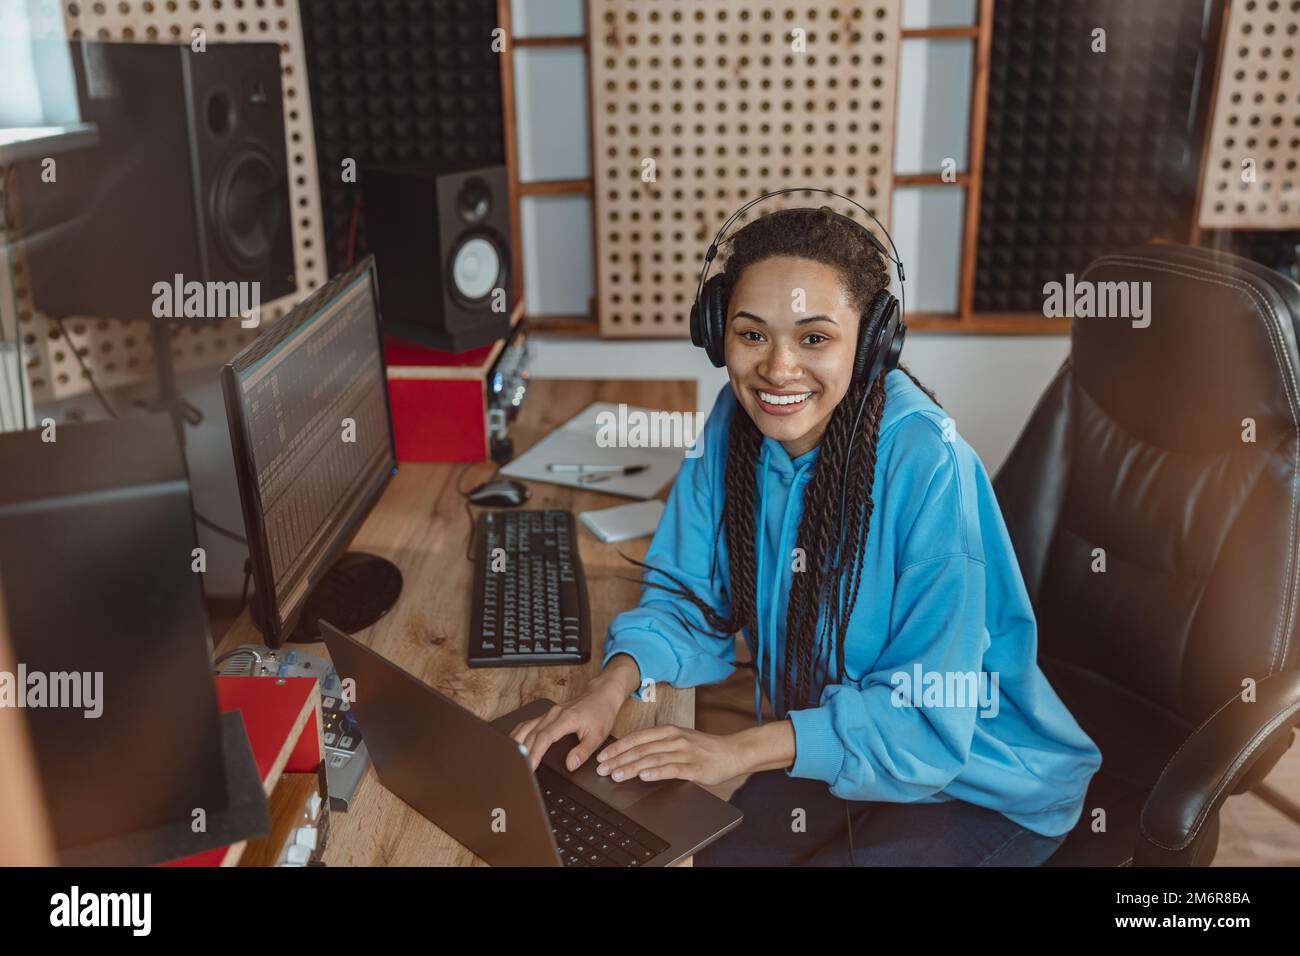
[469,510,591,667]
[537,764,671,867]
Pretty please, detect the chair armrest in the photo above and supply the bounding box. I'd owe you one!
[1136,672,1300,866]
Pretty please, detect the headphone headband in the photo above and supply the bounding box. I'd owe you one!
[693,187,907,315]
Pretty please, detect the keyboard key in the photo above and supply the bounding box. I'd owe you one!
[536,764,668,867]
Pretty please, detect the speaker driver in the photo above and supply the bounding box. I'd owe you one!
[449,234,503,304]
[210,147,284,272]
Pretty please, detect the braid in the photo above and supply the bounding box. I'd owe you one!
[832,374,887,683]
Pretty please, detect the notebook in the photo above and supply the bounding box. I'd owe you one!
[499,401,701,500]
[579,500,666,543]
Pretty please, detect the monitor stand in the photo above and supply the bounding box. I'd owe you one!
[252,552,403,645]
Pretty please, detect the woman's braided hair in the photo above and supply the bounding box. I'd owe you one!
[623,205,939,715]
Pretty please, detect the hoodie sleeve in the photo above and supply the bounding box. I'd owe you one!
[600,388,738,699]
[786,552,987,801]
[786,418,988,801]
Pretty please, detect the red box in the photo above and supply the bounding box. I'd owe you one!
[384,303,526,463]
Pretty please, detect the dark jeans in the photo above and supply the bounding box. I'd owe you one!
[695,770,1067,867]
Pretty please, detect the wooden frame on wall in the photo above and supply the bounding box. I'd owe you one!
[496,0,598,334]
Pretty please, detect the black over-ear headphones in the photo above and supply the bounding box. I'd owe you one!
[689,187,907,391]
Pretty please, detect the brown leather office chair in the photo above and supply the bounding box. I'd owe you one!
[995,244,1300,865]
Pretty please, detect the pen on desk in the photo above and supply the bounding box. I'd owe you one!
[548,463,649,475]
[578,466,650,484]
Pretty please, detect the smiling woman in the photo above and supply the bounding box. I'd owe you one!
[512,203,1102,868]
[668,205,936,716]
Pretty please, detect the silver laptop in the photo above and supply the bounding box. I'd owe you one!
[319,621,743,866]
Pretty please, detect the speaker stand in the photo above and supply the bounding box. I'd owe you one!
[140,321,203,447]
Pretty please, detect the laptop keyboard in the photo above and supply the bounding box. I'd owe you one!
[537,764,671,867]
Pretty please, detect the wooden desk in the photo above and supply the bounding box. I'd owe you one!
[216,378,698,866]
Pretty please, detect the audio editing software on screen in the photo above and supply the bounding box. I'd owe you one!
[238,276,390,622]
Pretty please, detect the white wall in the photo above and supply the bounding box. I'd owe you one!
[528,332,1070,475]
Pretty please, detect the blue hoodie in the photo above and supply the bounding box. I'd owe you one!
[602,371,1102,838]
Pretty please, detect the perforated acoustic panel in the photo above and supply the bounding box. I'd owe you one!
[588,1,900,337]
[302,0,505,276]
[1198,0,1300,229]
[974,0,1209,313]
[4,2,327,411]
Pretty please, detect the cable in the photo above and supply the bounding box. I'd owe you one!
[844,802,858,867]
[195,511,247,546]
[238,558,253,615]
[53,315,121,420]
[213,644,262,676]
[46,315,249,548]
[458,461,491,562]
[346,194,361,267]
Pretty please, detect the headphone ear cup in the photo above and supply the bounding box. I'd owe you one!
[853,291,898,386]
[693,274,730,368]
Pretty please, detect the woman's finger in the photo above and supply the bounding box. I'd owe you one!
[595,724,680,764]
[563,722,606,771]
[520,710,561,763]
[510,717,540,744]
[640,763,695,782]
[597,738,685,778]
[524,711,582,771]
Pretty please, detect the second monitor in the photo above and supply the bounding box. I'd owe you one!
[222,255,401,646]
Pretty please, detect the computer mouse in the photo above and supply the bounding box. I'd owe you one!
[467,478,531,508]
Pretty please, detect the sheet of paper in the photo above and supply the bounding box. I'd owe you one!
[499,401,698,500]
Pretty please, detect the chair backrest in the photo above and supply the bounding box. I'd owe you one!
[995,245,1300,742]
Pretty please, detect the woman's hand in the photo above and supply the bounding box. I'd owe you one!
[594,720,797,786]
[593,725,748,787]
[510,654,642,772]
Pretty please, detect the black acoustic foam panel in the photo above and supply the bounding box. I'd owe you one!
[302,0,506,275]
[974,0,1212,313]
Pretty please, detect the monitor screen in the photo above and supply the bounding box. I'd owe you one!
[0,412,229,863]
[222,256,396,643]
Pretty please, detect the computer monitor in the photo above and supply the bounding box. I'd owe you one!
[0,412,246,864]
[222,255,402,647]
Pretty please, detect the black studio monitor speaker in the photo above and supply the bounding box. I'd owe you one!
[15,41,295,321]
[362,161,513,353]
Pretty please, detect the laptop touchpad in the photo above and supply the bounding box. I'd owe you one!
[542,733,660,811]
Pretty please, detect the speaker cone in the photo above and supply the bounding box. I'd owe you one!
[449,234,503,304]
[210,146,284,273]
